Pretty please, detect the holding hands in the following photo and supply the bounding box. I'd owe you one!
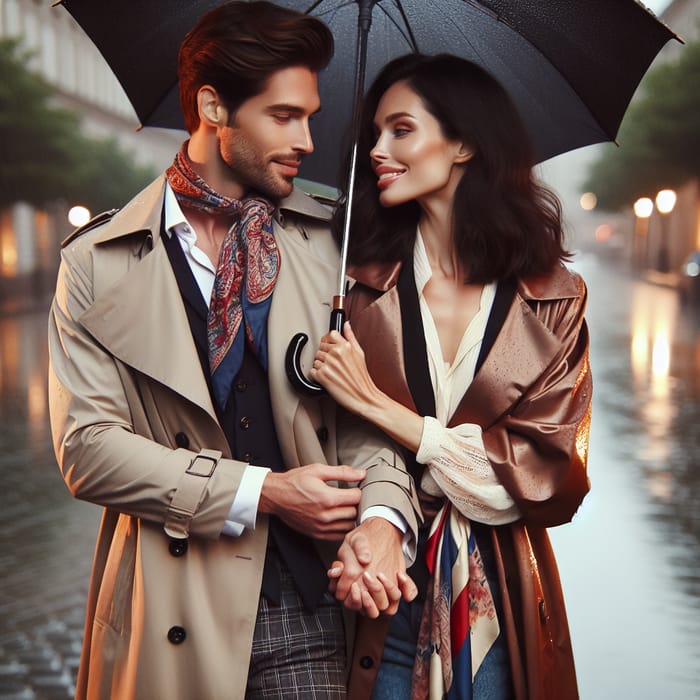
[329,518,418,618]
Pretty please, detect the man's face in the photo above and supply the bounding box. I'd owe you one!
[218,66,320,200]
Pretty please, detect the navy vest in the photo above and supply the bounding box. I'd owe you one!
[162,229,328,611]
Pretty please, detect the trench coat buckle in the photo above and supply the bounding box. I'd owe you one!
[164,448,222,539]
[186,453,218,478]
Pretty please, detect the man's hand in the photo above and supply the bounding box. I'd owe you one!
[259,464,365,541]
[329,518,417,618]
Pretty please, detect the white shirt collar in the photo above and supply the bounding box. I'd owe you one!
[164,182,190,236]
[413,226,433,295]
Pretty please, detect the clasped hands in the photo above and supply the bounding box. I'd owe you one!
[328,517,417,618]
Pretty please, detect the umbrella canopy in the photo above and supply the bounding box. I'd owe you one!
[56,0,680,188]
[56,0,680,394]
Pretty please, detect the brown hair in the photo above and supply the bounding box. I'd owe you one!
[178,1,333,133]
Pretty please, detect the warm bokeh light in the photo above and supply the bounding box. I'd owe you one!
[68,205,91,228]
[633,197,654,218]
[595,224,613,242]
[655,189,677,215]
[579,192,597,211]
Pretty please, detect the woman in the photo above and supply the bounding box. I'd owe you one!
[312,54,591,700]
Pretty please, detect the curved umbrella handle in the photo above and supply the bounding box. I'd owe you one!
[285,306,346,396]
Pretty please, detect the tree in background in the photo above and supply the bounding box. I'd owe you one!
[584,36,700,211]
[0,38,155,213]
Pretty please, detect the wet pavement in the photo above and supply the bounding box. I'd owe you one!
[0,307,99,699]
[0,252,699,699]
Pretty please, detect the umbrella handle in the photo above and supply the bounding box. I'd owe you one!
[285,303,346,396]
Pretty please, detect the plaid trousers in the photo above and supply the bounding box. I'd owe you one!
[246,555,347,699]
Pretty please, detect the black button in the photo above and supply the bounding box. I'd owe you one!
[168,538,188,557]
[167,626,186,644]
[240,416,251,430]
[235,381,247,392]
[243,452,253,462]
[359,656,374,669]
[316,426,329,443]
[175,432,189,448]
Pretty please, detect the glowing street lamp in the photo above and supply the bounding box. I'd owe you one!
[654,189,676,272]
[633,197,653,219]
[655,189,677,215]
[68,206,91,228]
[633,197,653,269]
[580,192,597,211]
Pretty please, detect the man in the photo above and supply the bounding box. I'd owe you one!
[48,3,419,699]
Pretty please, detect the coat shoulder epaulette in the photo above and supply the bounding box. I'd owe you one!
[307,191,337,208]
[61,208,120,248]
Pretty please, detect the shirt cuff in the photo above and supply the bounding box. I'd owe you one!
[361,505,416,564]
[416,415,444,464]
[221,464,270,537]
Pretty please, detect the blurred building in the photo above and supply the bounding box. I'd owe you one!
[0,0,184,311]
[537,0,700,277]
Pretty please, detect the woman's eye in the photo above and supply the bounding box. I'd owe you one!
[391,124,411,137]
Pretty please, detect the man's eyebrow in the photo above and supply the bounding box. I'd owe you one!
[266,104,322,116]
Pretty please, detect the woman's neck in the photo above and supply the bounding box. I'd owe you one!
[418,201,461,282]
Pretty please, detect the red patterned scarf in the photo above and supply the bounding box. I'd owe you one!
[166,141,279,410]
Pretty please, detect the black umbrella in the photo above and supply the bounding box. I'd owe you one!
[56,0,680,392]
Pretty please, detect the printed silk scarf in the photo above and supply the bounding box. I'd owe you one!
[411,504,501,699]
[166,141,279,410]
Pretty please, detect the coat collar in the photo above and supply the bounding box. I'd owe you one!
[351,261,582,430]
[71,175,333,248]
[77,176,337,427]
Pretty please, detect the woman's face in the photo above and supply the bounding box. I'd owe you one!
[370,80,471,208]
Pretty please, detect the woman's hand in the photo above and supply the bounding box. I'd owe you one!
[311,322,382,415]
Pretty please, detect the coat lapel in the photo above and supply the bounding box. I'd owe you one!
[78,177,217,420]
[450,294,561,428]
[266,191,339,464]
[350,286,416,414]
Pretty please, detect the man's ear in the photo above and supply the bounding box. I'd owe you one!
[454,143,475,164]
[197,85,228,127]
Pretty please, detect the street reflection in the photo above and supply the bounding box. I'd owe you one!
[0,310,51,447]
[630,283,676,471]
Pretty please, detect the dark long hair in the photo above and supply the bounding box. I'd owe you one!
[334,53,569,282]
[178,1,333,133]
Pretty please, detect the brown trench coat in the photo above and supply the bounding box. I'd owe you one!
[346,261,592,700]
[48,177,419,700]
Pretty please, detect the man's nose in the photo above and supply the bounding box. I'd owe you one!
[294,119,314,154]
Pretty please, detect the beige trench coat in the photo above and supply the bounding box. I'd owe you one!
[344,261,592,699]
[48,177,418,700]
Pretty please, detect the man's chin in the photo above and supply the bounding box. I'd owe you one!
[270,178,294,201]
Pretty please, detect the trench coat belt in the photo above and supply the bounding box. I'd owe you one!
[164,448,222,539]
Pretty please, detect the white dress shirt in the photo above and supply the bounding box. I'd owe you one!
[164,184,268,536]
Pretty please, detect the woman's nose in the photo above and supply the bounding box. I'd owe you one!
[370,137,388,163]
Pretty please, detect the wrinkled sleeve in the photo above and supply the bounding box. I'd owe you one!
[481,286,592,528]
[336,406,422,560]
[416,416,520,524]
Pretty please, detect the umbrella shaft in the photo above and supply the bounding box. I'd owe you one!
[336,0,376,299]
